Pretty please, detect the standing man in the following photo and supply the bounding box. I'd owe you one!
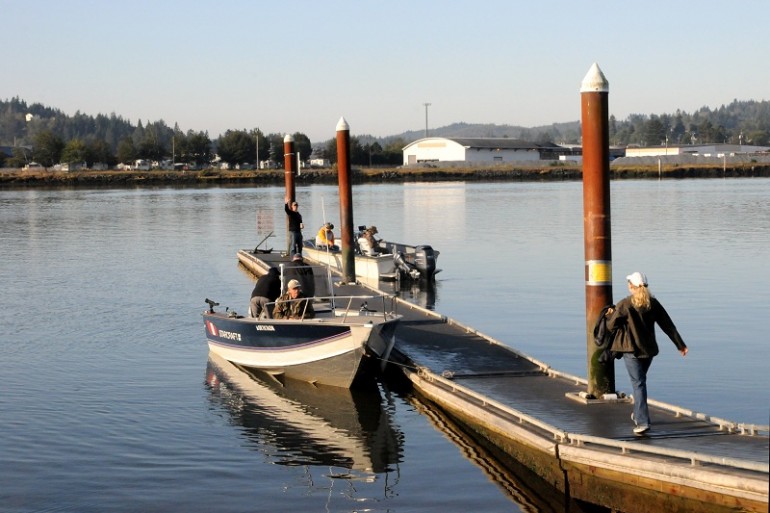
[283,253,316,298]
[284,196,304,257]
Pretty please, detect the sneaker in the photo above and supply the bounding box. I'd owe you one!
[631,413,651,427]
[633,425,650,435]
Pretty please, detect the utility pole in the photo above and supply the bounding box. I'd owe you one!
[423,102,431,137]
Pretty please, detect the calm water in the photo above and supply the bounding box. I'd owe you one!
[1,178,768,512]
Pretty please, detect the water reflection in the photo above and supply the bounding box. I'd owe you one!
[409,395,590,513]
[379,278,438,311]
[204,352,403,477]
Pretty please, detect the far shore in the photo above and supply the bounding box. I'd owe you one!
[2,161,769,188]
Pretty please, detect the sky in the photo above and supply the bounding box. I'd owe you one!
[3,1,769,143]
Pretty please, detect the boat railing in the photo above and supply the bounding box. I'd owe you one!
[278,262,334,298]
[327,294,399,322]
[266,294,398,322]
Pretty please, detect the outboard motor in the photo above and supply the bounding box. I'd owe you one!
[413,245,436,279]
[394,251,421,279]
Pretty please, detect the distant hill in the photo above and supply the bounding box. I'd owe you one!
[357,120,582,147]
[397,120,579,140]
[3,96,769,151]
[390,100,770,147]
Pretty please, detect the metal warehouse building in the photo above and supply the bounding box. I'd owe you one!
[402,137,569,165]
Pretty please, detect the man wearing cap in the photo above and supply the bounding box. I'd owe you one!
[315,222,337,250]
[283,253,316,298]
[284,197,304,257]
[605,271,688,435]
[273,279,315,320]
[358,225,381,256]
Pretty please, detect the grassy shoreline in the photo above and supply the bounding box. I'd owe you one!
[2,162,769,188]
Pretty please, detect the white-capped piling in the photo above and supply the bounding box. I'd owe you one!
[336,117,356,283]
[580,63,615,396]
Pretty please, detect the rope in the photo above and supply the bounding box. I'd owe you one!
[369,353,420,372]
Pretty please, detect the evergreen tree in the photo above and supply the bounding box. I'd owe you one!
[61,139,88,164]
[32,130,64,166]
[117,137,137,164]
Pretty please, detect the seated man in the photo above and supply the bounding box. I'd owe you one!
[315,222,337,249]
[357,226,382,256]
[273,279,315,320]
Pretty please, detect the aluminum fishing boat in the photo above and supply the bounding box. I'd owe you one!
[202,295,400,388]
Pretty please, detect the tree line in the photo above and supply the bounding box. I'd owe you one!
[0,97,405,169]
[2,96,769,169]
[609,99,770,148]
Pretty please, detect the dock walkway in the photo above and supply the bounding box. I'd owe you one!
[237,250,769,513]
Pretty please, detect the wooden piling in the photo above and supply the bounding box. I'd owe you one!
[580,63,614,396]
[336,117,356,283]
[283,134,296,254]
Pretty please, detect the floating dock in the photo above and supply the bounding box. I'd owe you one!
[237,250,769,513]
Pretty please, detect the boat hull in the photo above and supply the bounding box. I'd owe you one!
[302,245,397,281]
[203,312,399,388]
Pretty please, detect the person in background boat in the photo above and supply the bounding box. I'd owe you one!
[273,279,315,320]
[358,226,382,256]
[283,253,316,298]
[249,267,281,318]
[315,222,337,250]
[284,197,304,257]
[605,271,688,436]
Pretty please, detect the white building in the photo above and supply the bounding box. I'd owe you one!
[402,137,567,165]
[625,144,769,158]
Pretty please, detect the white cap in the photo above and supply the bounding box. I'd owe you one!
[626,272,648,287]
[287,279,301,289]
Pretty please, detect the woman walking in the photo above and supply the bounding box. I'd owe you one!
[606,272,688,435]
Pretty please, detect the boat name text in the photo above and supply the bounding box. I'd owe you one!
[256,325,275,331]
[218,330,242,341]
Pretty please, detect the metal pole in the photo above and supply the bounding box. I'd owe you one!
[284,134,296,254]
[580,63,614,397]
[423,102,431,137]
[336,117,356,283]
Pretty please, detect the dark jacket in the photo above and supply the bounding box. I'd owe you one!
[606,296,686,358]
[251,268,281,300]
[282,260,316,298]
[284,203,303,232]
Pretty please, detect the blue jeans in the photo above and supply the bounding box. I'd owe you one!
[289,230,303,257]
[623,354,653,428]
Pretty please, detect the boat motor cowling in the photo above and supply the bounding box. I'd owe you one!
[413,245,436,278]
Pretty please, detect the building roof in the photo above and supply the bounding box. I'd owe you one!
[404,137,563,151]
[447,137,558,150]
